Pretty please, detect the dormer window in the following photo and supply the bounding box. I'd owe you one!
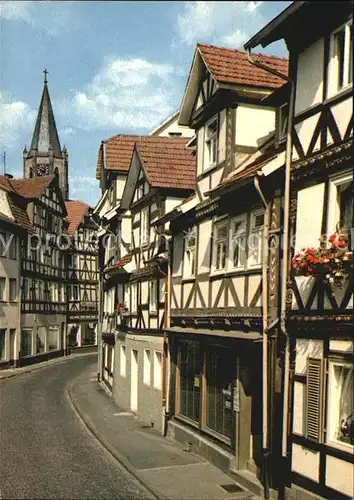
[328,21,353,97]
[205,116,218,170]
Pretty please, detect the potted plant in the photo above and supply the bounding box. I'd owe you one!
[292,232,353,290]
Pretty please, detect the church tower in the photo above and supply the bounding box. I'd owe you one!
[24,70,69,200]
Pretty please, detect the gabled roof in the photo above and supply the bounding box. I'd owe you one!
[96,134,140,180]
[179,43,288,126]
[65,200,90,236]
[10,175,55,198]
[29,82,62,157]
[134,136,196,190]
[0,175,33,231]
[198,44,288,89]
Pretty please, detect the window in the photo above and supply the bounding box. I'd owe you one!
[140,208,149,245]
[120,345,127,377]
[131,282,138,313]
[305,358,324,442]
[143,349,151,386]
[184,227,196,276]
[328,21,353,96]
[0,232,6,257]
[178,342,201,422]
[0,329,5,360]
[0,278,5,301]
[205,117,218,169]
[48,327,58,351]
[9,279,17,302]
[327,172,353,249]
[73,285,79,301]
[21,329,32,357]
[327,361,353,448]
[149,281,157,313]
[277,103,288,143]
[9,236,17,259]
[23,279,29,300]
[248,211,264,267]
[153,351,162,390]
[137,184,144,200]
[213,221,227,271]
[230,216,247,269]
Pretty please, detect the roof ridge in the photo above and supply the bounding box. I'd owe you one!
[198,42,288,62]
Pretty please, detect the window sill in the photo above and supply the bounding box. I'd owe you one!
[326,439,354,455]
[149,311,158,316]
[181,276,196,283]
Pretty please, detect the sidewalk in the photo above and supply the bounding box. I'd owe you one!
[68,365,261,500]
[0,350,97,380]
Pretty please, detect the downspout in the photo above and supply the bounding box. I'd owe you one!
[254,175,271,499]
[247,48,295,490]
[156,235,171,437]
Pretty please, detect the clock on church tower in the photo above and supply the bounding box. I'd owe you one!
[37,163,50,177]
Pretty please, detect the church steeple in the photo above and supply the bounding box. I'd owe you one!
[29,70,62,157]
[24,70,69,200]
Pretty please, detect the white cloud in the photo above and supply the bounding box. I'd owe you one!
[0,93,36,150]
[177,1,263,48]
[0,1,76,36]
[63,57,178,131]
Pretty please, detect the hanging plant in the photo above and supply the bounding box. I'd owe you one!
[115,303,128,313]
[292,232,353,289]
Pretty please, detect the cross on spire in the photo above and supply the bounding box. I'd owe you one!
[43,69,48,84]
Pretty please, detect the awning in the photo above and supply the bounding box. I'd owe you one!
[166,326,262,341]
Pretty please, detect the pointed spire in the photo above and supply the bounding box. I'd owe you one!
[30,71,62,157]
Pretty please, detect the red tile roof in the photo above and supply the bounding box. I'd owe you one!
[10,175,55,198]
[135,137,196,190]
[0,175,33,230]
[96,134,140,179]
[198,44,288,89]
[65,200,89,236]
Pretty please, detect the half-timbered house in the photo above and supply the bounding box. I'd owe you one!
[66,201,99,348]
[245,2,353,499]
[152,43,289,489]
[0,174,32,367]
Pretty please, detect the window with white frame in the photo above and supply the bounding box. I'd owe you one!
[184,227,196,276]
[229,216,247,269]
[149,280,157,313]
[328,20,353,96]
[120,345,127,377]
[143,349,151,385]
[213,221,228,271]
[248,210,264,267]
[327,361,353,448]
[153,351,162,390]
[140,207,149,245]
[205,116,218,170]
[327,172,353,249]
[131,282,138,313]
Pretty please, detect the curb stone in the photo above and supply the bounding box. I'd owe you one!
[67,373,159,500]
[0,351,97,380]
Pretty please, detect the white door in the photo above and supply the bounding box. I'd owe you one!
[130,349,138,412]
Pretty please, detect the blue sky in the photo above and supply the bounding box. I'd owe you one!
[0,1,290,206]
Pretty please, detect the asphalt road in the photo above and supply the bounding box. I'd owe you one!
[0,355,153,500]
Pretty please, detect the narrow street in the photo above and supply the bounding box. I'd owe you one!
[0,356,153,500]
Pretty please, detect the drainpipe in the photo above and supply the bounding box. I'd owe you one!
[254,175,271,499]
[156,234,171,437]
[247,48,296,492]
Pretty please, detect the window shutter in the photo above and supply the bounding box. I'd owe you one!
[306,358,324,442]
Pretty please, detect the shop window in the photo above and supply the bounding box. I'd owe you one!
[178,342,201,423]
[327,361,353,448]
[48,327,59,351]
[21,329,32,357]
[205,347,235,441]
